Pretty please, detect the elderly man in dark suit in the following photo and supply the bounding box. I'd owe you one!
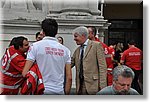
[71,26,107,95]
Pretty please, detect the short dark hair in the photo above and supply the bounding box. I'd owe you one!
[36,32,40,38]
[13,36,28,50]
[128,40,135,45]
[41,18,58,37]
[109,41,117,46]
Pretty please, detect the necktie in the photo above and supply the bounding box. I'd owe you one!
[79,45,84,82]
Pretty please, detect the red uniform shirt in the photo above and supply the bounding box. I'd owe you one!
[100,42,113,68]
[121,47,142,70]
[108,46,115,57]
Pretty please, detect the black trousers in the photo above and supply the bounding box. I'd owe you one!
[131,69,142,94]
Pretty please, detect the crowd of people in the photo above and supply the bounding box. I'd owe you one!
[0,18,143,95]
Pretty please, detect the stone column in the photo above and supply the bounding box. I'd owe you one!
[99,30,105,42]
[48,0,101,19]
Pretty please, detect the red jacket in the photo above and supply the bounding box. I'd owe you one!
[20,64,44,95]
[100,41,114,69]
[0,46,26,95]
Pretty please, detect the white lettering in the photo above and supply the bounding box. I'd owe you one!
[129,52,141,56]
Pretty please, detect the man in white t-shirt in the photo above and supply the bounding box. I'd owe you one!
[22,18,72,95]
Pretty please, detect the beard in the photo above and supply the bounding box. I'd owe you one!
[116,90,130,95]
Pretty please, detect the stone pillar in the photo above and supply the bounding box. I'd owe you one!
[98,30,105,42]
[48,0,101,19]
[100,0,104,16]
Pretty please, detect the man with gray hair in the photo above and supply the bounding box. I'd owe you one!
[97,65,139,95]
[71,26,107,95]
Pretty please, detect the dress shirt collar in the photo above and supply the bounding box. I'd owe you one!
[82,39,89,46]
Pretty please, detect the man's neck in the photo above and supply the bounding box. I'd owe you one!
[129,45,135,48]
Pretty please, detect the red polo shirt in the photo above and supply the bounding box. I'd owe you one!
[121,47,142,70]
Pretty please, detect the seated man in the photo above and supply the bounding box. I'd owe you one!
[97,65,139,95]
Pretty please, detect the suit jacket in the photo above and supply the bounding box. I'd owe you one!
[71,40,107,95]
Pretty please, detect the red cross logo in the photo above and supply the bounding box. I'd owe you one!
[2,54,8,67]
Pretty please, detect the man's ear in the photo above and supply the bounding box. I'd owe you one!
[81,34,86,37]
[40,31,45,37]
[43,32,45,37]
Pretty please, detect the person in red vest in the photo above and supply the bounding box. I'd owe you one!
[87,26,114,86]
[0,36,29,94]
[108,42,119,68]
[120,40,143,94]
